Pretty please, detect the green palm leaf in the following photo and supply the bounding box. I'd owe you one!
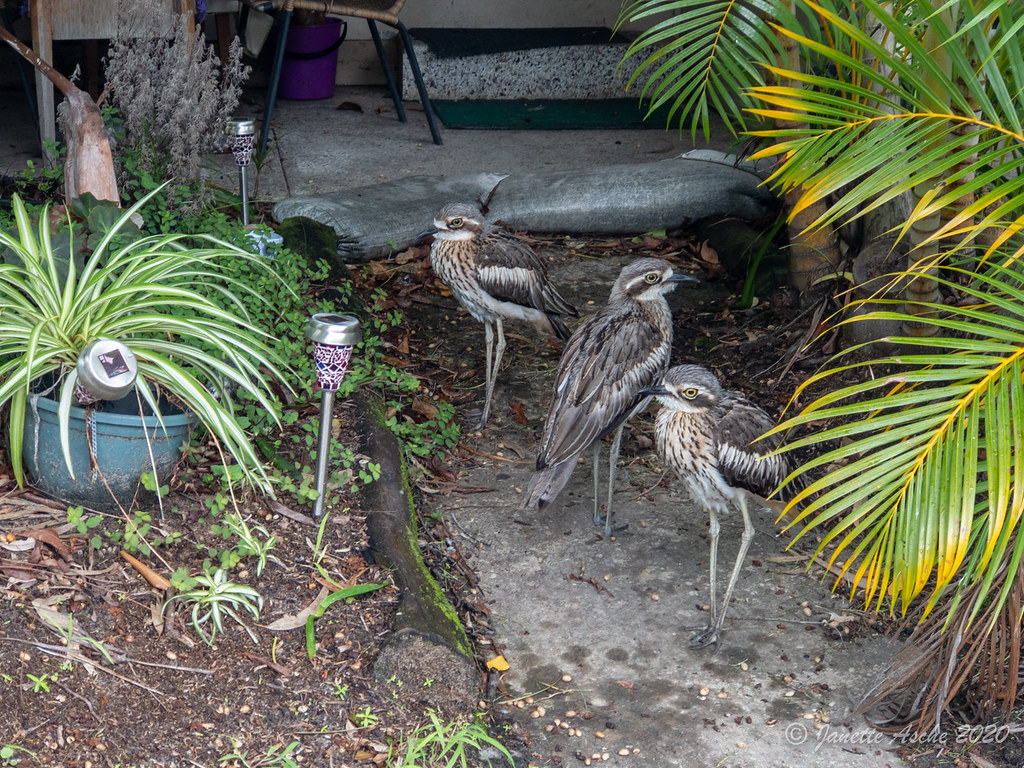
[749,0,1024,256]
[615,0,809,138]
[776,262,1024,624]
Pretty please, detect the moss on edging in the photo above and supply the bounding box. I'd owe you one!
[353,389,478,713]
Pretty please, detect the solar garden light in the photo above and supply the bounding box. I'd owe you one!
[226,118,257,226]
[305,313,362,519]
[74,339,139,405]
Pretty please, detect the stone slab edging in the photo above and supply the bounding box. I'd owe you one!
[352,391,479,714]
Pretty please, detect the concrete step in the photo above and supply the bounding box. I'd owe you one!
[400,28,642,102]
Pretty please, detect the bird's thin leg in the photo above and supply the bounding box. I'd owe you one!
[693,495,755,650]
[485,317,506,427]
[708,508,720,626]
[603,425,625,537]
[687,507,720,643]
[478,319,496,427]
[592,442,603,528]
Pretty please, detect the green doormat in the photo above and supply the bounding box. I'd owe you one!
[430,99,675,130]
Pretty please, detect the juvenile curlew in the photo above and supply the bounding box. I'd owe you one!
[422,202,578,428]
[639,364,796,649]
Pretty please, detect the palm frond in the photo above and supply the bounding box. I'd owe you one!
[748,0,1024,254]
[777,260,1024,626]
[615,0,809,139]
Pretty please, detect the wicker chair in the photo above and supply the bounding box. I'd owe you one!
[242,0,442,149]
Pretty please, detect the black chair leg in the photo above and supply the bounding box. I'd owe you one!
[2,6,40,145]
[367,20,406,123]
[395,21,442,145]
[259,8,293,155]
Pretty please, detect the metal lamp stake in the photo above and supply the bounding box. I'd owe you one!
[305,313,362,518]
[226,118,257,226]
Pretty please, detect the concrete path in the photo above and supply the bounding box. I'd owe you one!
[418,255,910,768]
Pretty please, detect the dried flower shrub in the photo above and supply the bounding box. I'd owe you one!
[103,0,250,209]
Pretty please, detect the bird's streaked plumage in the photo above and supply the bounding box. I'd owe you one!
[525,257,697,535]
[639,364,794,649]
[423,202,577,427]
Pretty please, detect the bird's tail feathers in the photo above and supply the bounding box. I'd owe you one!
[547,313,573,342]
[524,460,577,509]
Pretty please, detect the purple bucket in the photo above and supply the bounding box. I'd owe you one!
[279,16,346,100]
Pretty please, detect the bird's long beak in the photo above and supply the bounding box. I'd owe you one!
[638,383,670,398]
[416,225,438,243]
[668,271,700,284]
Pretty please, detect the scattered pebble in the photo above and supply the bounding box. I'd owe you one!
[740,662,748,671]
[561,673,572,682]
[651,593,660,601]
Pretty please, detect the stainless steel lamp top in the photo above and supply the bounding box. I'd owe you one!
[305,313,362,347]
[225,118,257,136]
[76,339,138,401]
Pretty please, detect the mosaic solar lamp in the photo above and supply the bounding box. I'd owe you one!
[305,313,362,518]
[226,117,257,226]
[74,339,139,405]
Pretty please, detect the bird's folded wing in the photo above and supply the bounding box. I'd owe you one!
[715,393,789,497]
[538,313,667,466]
[475,233,576,316]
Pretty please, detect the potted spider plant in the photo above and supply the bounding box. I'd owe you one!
[0,188,295,509]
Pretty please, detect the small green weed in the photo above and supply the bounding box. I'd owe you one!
[390,709,513,768]
[218,738,300,768]
[25,672,56,693]
[0,744,36,766]
[351,706,378,729]
[67,505,181,554]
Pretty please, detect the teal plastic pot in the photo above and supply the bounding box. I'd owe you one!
[23,391,193,510]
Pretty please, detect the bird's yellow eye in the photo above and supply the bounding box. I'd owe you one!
[683,387,699,399]
[450,217,464,229]
[644,272,659,284]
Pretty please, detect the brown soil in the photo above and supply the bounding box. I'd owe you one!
[0,231,1019,767]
